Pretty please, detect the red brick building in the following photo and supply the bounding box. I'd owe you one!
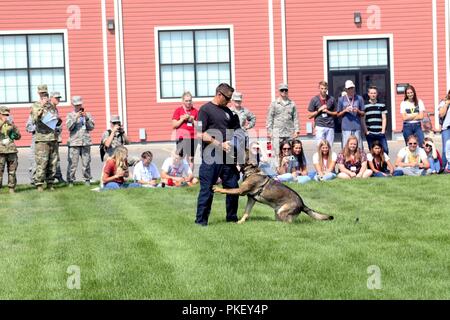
[1,0,449,146]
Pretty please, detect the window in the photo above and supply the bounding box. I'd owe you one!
[0,33,66,104]
[328,39,388,70]
[158,29,231,99]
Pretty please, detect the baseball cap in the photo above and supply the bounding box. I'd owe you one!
[71,96,83,105]
[278,83,288,90]
[38,84,48,93]
[345,80,355,89]
[50,91,62,98]
[232,92,243,101]
[0,105,10,115]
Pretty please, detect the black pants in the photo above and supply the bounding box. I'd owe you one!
[195,161,239,225]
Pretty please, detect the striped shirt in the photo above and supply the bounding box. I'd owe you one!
[364,101,387,134]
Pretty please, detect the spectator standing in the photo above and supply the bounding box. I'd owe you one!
[266,83,300,158]
[362,86,389,154]
[172,91,198,171]
[307,81,337,147]
[400,85,425,146]
[337,80,365,149]
[0,106,21,193]
[438,89,450,167]
[101,115,129,160]
[230,91,256,132]
[66,96,95,186]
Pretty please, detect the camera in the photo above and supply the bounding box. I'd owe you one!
[79,108,84,112]
[288,155,295,161]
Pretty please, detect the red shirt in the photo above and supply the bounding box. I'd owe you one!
[172,106,198,139]
[103,158,125,184]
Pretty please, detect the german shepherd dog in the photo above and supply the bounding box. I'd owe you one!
[212,152,333,224]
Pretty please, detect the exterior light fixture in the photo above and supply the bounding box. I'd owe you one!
[354,12,362,25]
[107,19,115,31]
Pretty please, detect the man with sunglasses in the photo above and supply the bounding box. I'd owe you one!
[266,83,300,159]
[195,83,242,226]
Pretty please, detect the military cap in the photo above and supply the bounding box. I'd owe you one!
[71,96,83,105]
[38,84,48,93]
[0,105,10,115]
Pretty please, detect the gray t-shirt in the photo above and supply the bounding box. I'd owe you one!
[308,95,336,128]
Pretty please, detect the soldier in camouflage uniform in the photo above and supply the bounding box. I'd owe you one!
[230,91,256,132]
[101,115,129,160]
[0,106,21,193]
[26,84,50,184]
[66,96,95,186]
[50,91,66,184]
[31,85,62,191]
[266,83,300,158]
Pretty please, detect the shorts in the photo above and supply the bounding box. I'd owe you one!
[176,138,198,158]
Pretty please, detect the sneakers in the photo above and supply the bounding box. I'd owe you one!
[9,188,15,194]
[37,185,44,192]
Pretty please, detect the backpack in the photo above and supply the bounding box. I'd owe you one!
[99,130,111,162]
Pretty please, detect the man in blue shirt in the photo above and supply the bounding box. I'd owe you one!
[337,80,365,149]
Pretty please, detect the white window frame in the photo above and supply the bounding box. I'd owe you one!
[323,34,396,130]
[0,29,71,108]
[154,25,235,103]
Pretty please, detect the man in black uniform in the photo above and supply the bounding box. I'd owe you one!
[195,83,241,226]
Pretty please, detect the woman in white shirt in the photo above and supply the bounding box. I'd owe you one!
[400,85,425,146]
[312,139,337,181]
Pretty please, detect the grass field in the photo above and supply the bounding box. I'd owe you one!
[0,176,449,299]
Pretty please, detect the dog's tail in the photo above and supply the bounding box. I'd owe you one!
[302,206,334,221]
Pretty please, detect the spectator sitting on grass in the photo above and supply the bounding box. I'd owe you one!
[367,140,403,177]
[394,134,430,176]
[312,139,337,181]
[161,150,198,186]
[133,151,163,187]
[337,135,373,179]
[102,146,141,190]
[422,137,441,174]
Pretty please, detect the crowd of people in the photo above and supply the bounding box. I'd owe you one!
[0,80,449,197]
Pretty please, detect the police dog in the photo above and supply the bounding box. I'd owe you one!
[212,150,333,224]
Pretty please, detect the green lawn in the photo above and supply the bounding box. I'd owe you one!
[0,176,449,299]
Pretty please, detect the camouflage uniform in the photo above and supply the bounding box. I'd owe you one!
[230,106,256,131]
[266,97,300,158]
[101,129,129,158]
[25,114,36,183]
[31,101,60,187]
[0,108,21,190]
[66,110,95,183]
[53,106,64,182]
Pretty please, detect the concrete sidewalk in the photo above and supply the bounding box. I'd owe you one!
[4,138,443,186]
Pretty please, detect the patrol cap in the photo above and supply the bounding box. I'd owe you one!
[71,96,83,105]
[278,83,288,90]
[232,92,243,101]
[110,115,121,123]
[50,91,62,98]
[0,105,10,115]
[38,84,48,93]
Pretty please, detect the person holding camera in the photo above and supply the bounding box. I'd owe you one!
[101,115,129,161]
[66,96,95,186]
[0,106,21,193]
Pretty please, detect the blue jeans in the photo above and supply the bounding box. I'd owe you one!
[402,122,424,146]
[373,170,403,177]
[441,128,450,166]
[366,133,389,155]
[103,182,141,190]
[196,162,239,225]
[313,172,336,181]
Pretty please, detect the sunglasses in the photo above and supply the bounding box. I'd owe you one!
[282,147,291,150]
[408,142,418,146]
[280,89,288,93]
[425,144,432,148]
[219,92,231,101]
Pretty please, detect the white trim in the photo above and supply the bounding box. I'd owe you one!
[446,0,450,93]
[0,29,71,108]
[154,24,235,103]
[114,0,122,122]
[322,34,396,131]
[268,0,275,101]
[281,0,287,84]
[433,0,439,129]
[101,0,111,127]
[118,0,127,132]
